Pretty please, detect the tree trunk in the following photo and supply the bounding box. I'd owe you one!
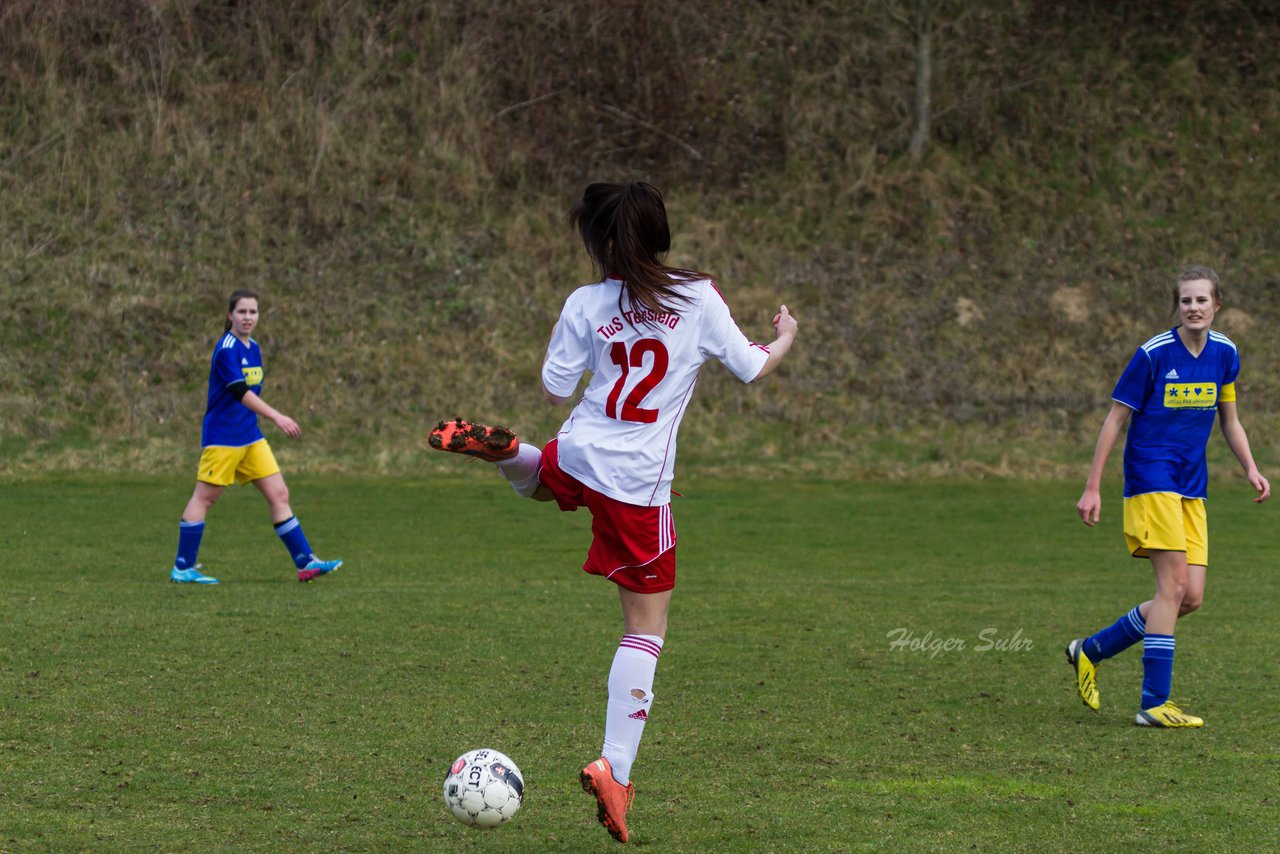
[908,0,931,161]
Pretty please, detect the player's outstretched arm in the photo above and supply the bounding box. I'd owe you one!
[751,304,798,382]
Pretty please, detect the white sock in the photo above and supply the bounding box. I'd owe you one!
[601,634,663,785]
[494,443,542,497]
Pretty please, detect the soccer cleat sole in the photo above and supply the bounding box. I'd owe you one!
[428,418,518,462]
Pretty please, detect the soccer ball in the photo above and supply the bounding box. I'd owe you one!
[443,748,524,828]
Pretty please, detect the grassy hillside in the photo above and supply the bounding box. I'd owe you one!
[3,1,1279,477]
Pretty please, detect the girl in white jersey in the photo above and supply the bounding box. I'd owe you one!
[430,181,797,844]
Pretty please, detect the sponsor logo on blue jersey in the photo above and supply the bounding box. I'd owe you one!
[1163,382,1217,409]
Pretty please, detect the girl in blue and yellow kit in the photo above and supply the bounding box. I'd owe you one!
[168,289,343,585]
[1067,266,1269,727]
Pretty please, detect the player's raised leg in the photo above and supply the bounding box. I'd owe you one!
[1065,603,1148,710]
[429,418,551,499]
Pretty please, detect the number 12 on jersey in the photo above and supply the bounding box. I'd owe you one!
[606,339,669,423]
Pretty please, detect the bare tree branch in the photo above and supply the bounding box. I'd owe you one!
[492,89,570,120]
[593,103,705,161]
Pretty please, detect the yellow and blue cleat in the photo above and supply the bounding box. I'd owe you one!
[1136,701,1203,728]
[1064,639,1100,710]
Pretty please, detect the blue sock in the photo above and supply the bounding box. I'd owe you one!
[1084,605,1146,662]
[1140,634,1176,709]
[174,520,205,569]
[274,516,314,569]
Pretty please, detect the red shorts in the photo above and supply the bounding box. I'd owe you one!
[538,439,676,593]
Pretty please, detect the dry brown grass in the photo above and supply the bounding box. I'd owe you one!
[3,1,1279,476]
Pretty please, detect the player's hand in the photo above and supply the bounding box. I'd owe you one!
[1076,489,1101,526]
[1250,471,1270,503]
[773,304,797,339]
[274,414,301,439]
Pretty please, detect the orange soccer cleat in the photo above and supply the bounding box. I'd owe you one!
[580,757,636,844]
[427,418,519,462]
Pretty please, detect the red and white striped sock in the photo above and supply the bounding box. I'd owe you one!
[601,633,664,785]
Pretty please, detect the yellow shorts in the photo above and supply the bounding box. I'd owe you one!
[197,439,280,487]
[1123,492,1208,567]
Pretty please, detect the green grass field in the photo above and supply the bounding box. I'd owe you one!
[2,474,1278,852]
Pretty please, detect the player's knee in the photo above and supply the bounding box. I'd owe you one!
[1179,594,1203,616]
[269,485,290,509]
[1157,579,1188,603]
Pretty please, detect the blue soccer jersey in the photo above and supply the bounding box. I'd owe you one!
[201,333,265,448]
[1112,328,1239,499]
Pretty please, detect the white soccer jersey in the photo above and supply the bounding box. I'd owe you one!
[542,276,770,506]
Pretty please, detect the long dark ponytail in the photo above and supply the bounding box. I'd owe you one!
[224,288,260,333]
[569,182,704,323]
